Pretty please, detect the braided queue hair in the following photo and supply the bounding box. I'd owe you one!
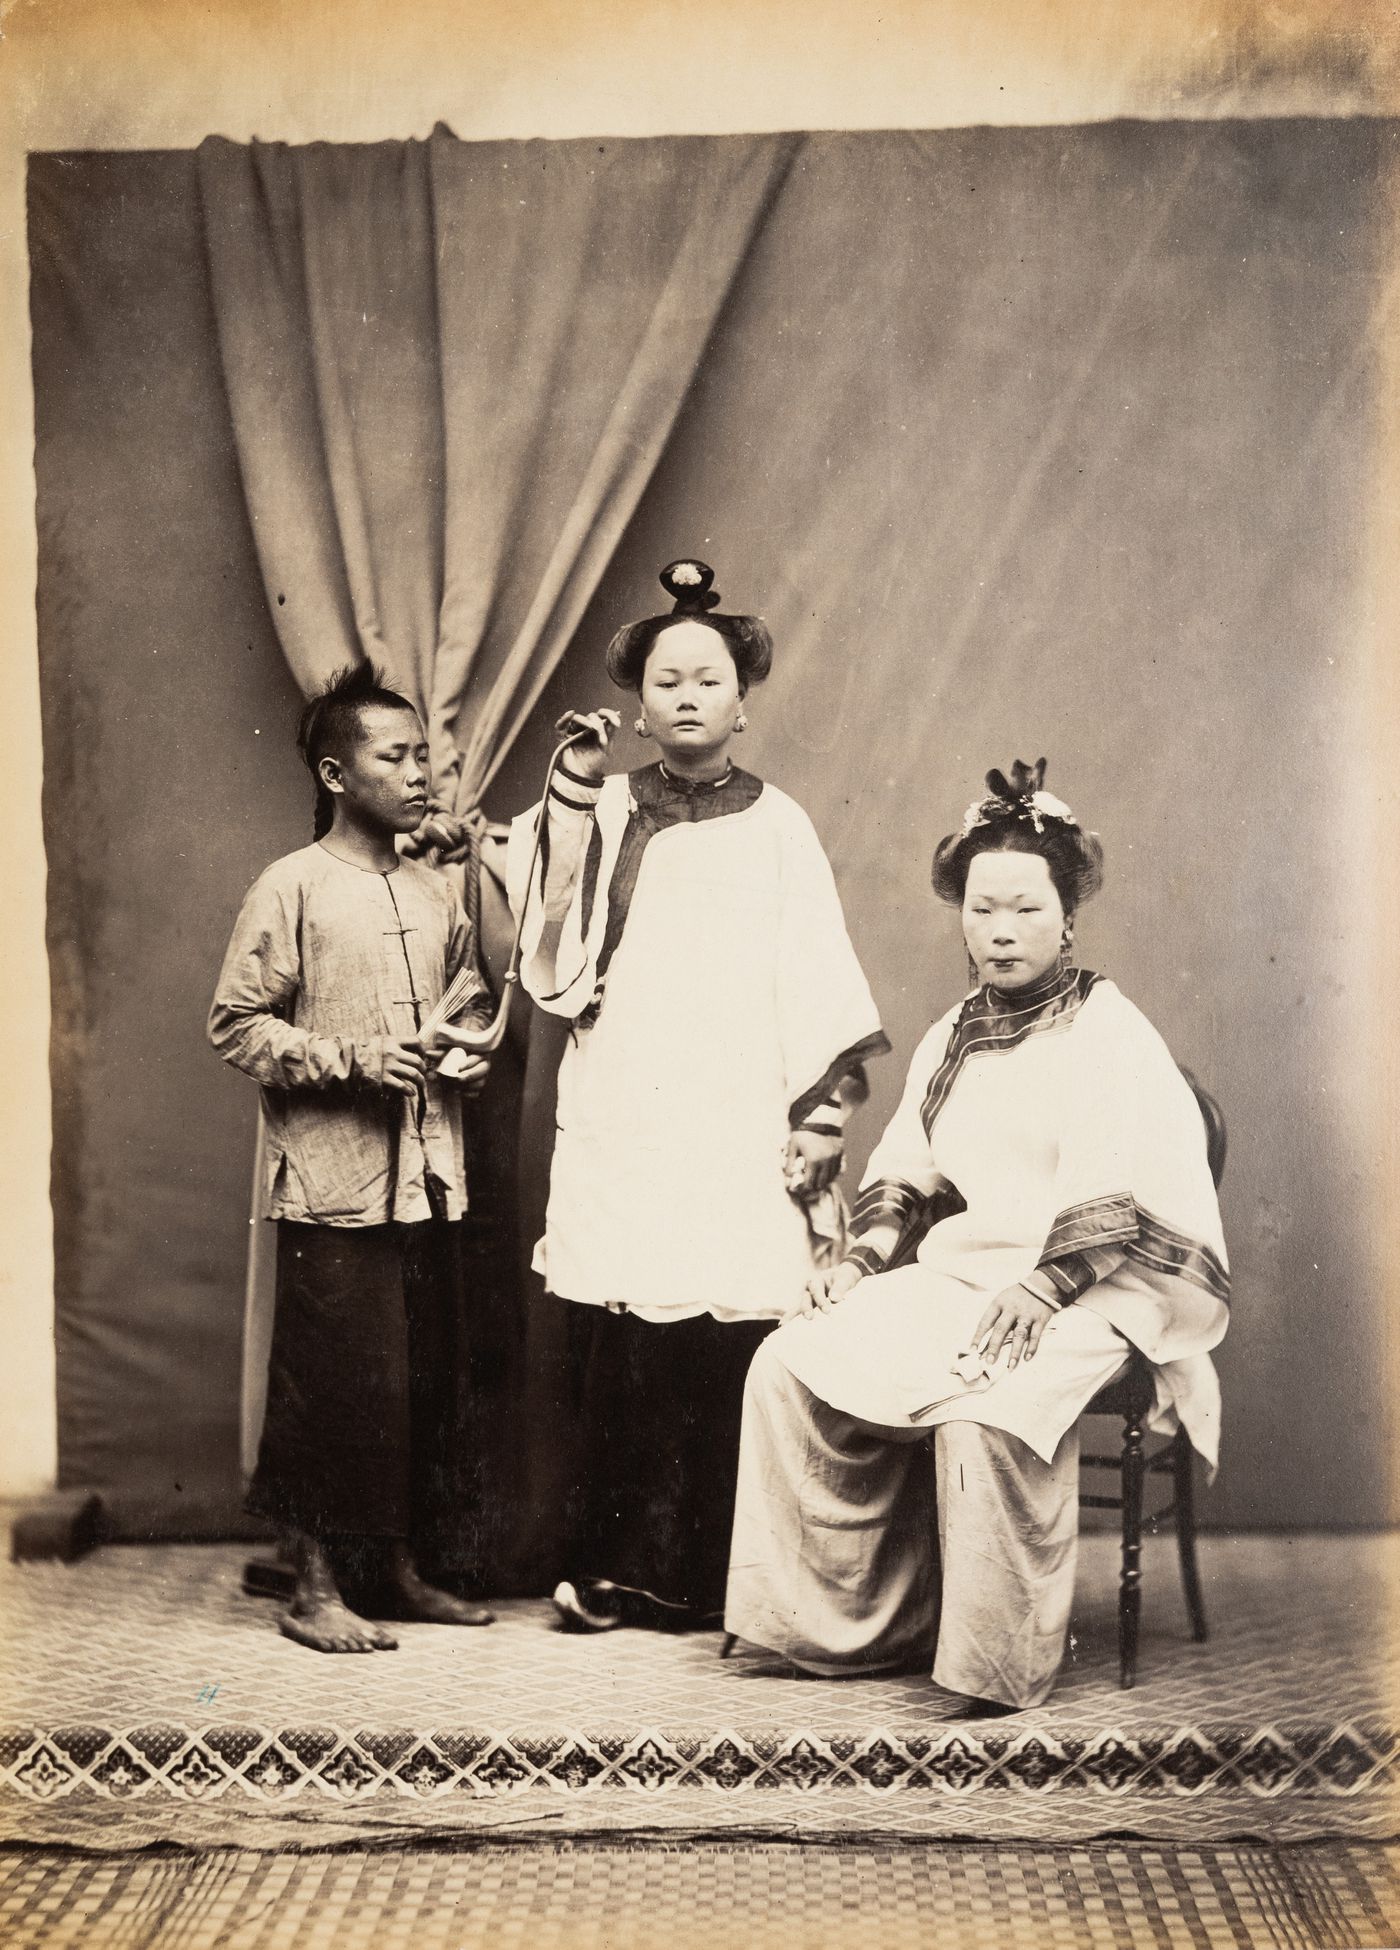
[604,559,774,692]
[930,758,1105,917]
[296,661,419,840]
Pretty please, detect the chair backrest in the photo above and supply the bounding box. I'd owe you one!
[1178,1067,1227,1191]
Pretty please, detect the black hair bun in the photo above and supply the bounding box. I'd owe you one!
[604,561,774,690]
[985,758,1047,805]
[659,559,721,614]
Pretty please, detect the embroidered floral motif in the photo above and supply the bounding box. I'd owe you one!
[549,1744,607,1790]
[319,1747,380,1797]
[1,1719,1390,1804]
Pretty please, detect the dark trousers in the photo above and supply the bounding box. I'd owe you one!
[248,1220,481,1580]
[565,1302,773,1616]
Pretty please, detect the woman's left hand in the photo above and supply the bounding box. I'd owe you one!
[970,1284,1056,1371]
[784,1130,843,1203]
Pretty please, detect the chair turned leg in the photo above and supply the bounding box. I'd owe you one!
[719,1632,738,1660]
[1172,1426,1209,1643]
[1119,1407,1146,1690]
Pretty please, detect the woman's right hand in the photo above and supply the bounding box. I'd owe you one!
[555,708,620,783]
[797,1259,864,1319]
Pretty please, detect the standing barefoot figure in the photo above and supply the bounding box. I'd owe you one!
[210,663,497,1652]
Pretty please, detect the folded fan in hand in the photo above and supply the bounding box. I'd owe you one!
[419,966,489,1050]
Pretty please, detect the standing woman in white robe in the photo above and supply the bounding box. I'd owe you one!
[507,560,888,1632]
[724,762,1230,1710]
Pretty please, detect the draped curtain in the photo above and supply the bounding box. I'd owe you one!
[196,128,798,806]
[196,128,798,1507]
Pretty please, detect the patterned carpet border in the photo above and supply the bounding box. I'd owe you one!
[4,1719,1396,1809]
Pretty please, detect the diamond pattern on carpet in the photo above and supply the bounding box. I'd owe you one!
[0,1533,1394,1844]
[1,1841,1397,1949]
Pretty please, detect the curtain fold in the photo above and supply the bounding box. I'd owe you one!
[427,130,800,804]
[198,138,446,743]
[198,127,798,799]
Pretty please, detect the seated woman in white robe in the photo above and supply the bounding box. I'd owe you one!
[507,560,888,1632]
[724,761,1229,1711]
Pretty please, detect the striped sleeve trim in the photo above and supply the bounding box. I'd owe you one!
[789,1031,892,1127]
[557,756,603,790]
[549,780,602,814]
[1037,1199,1230,1306]
[1127,1209,1231,1304]
[798,1087,848,1137]
[1040,1194,1138,1257]
[843,1242,889,1278]
[852,1176,925,1235]
[1033,1253,1102,1303]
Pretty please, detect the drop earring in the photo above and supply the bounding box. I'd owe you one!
[1059,921,1074,973]
[735,711,748,733]
[635,716,650,739]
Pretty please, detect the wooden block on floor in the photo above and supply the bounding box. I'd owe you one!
[242,1556,297,1600]
[9,1491,103,1564]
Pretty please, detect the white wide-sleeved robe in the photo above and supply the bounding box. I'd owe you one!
[507,766,887,1321]
[770,971,1230,1462]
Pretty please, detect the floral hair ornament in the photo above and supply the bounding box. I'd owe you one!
[959,758,1080,837]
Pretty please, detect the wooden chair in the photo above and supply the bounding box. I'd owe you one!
[1078,1070,1226,1689]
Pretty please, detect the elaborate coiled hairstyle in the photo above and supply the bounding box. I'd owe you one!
[931,759,1104,915]
[604,559,774,693]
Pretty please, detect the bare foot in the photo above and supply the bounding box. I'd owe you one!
[379,1544,494,1625]
[277,1529,398,1653]
[280,1597,398,1654]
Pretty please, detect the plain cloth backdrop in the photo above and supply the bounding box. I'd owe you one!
[28,119,1398,1545]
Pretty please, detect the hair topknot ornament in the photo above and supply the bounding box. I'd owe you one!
[604,560,774,691]
[960,757,1079,837]
[658,559,722,614]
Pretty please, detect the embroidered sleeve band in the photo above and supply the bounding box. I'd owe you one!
[788,1032,892,1128]
[1034,1200,1230,1306]
[852,1176,925,1236]
[548,776,602,814]
[1023,1244,1126,1309]
[798,1088,846,1137]
[557,756,603,790]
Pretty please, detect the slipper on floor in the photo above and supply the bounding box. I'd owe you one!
[551,1580,623,1632]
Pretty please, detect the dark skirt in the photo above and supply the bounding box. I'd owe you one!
[564,1301,773,1616]
[248,1219,479,1574]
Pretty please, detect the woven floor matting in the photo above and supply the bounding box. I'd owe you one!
[2,1840,1398,1949]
